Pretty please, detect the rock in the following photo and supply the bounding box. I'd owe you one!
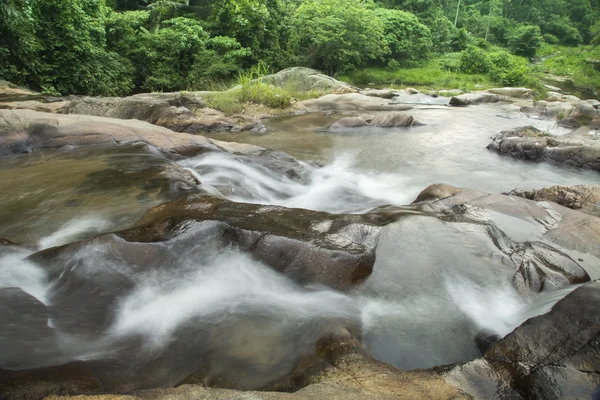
[369,112,422,128]
[586,99,600,109]
[361,89,396,99]
[62,92,254,134]
[0,100,69,113]
[41,331,467,400]
[571,102,599,121]
[412,183,464,203]
[543,102,576,118]
[438,89,463,96]
[329,117,370,130]
[0,80,39,100]
[0,361,105,400]
[483,281,600,399]
[593,116,600,130]
[260,67,358,94]
[416,185,600,264]
[557,118,580,128]
[406,87,419,94]
[487,126,600,171]
[564,94,581,102]
[449,92,500,106]
[487,87,534,98]
[116,195,383,291]
[297,93,412,112]
[544,84,562,92]
[0,288,58,370]
[0,109,220,157]
[506,185,600,217]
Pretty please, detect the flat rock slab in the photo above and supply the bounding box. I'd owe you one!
[0,109,220,157]
[298,93,412,112]
[450,92,500,106]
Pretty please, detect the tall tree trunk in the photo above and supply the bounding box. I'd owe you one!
[454,0,461,26]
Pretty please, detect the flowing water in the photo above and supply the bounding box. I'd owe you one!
[1,102,599,389]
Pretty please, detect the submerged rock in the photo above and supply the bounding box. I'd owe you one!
[487,126,600,171]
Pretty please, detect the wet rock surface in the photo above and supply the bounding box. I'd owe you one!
[116,195,389,290]
[414,184,600,286]
[487,126,600,171]
[507,184,600,217]
[445,280,600,399]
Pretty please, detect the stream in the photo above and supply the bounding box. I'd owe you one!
[1,101,599,390]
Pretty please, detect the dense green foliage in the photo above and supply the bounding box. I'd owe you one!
[1,0,599,97]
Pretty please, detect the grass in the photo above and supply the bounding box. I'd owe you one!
[205,64,327,116]
[531,44,600,96]
[340,55,495,92]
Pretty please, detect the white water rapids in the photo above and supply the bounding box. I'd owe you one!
[179,152,419,214]
[0,217,577,380]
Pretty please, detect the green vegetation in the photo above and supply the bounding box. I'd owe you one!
[205,64,325,115]
[532,44,600,95]
[1,0,599,98]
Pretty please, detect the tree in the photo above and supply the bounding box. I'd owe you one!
[31,0,134,96]
[374,8,433,65]
[506,25,543,58]
[289,0,388,75]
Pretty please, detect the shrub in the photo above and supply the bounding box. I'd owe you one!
[542,33,560,45]
[543,19,583,46]
[506,25,543,58]
[459,45,491,74]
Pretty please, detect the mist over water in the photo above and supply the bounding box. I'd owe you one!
[180,152,416,213]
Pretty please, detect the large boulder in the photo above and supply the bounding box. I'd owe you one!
[507,185,600,217]
[571,102,599,121]
[329,117,370,130]
[116,195,384,290]
[260,67,358,94]
[487,126,600,171]
[449,92,500,106]
[297,93,412,112]
[449,281,600,399]
[416,184,600,261]
[369,112,422,128]
[0,109,219,157]
[62,92,255,133]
